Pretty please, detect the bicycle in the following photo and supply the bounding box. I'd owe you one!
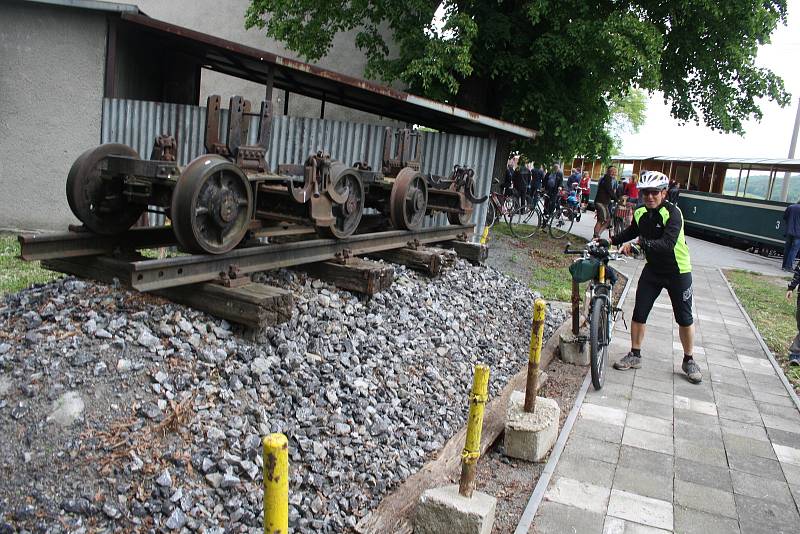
[507,189,544,239]
[608,200,631,241]
[485,178,519,229]
[564,240,629,390]
[548,190,578,239]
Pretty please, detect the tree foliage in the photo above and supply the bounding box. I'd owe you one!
[245,0,790,161]
[608,89,648,154]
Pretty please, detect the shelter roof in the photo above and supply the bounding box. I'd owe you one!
[18,0,537,138]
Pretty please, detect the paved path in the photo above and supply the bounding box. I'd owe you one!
[531,260,800,533]
[566,211,786,276]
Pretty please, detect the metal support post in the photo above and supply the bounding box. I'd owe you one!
[459,364,490,498]
[480,225,490,245]
[524,299,547,413]
[263,433,289,534]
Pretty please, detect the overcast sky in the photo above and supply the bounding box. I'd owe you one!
[620,0,800,158]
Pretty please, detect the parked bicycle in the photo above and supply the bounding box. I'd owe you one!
[548,188,580,239]
[507,189,544,239]
[485,178,519,229]
[564,239,629,389]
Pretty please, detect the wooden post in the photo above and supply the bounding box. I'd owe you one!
[263,433,288,534]
[524,299,547,413]
[458,364,490,498]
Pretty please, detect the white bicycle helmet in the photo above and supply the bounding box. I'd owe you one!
[638,170,669,190]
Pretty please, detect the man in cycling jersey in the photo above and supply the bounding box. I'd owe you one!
[605,170,702,384]
[593,165,618,239]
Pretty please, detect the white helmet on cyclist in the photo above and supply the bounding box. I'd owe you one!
[638,171,669,191]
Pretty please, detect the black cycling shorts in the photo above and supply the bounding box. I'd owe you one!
[632,265,694,327]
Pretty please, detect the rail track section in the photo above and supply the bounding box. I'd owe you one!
[19,224,474,292]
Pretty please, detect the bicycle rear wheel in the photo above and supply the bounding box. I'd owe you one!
[548,207,574,239]
[590,298,608,390]
[485,201,497,228]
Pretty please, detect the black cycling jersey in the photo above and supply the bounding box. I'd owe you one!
[610,200,691,275]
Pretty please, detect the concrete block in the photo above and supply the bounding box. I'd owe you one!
[414,485,496,534]
[504,390,560,462]
[559,331,589,365]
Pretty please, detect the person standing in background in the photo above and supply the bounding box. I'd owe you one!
[504,154,519,193]
[543,164,564,222]
[579,171,591,210]
[783,199,800,272]
[786,260,800,366]
[567,167,581,191]
[531,163,545,209]
[625,173,640,206]
[513,156,532,207]
[667,179,681,204]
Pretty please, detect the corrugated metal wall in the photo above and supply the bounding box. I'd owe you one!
[102,98,495,240]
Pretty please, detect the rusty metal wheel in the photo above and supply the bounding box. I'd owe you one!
[390,167,428,230]
[447,209,472,225]
[66,143,145,234]
[316,163,364,239]
[447,173,480,226]
[171,155,253,254]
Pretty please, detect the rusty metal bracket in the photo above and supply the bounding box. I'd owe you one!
[333,248,353,264]
[149,134,177,162]
[205,95,230,156]
[215,264,249,288]
[406,238,421,249]
[382,128,421,176]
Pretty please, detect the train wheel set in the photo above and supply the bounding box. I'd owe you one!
[64,95,487,256]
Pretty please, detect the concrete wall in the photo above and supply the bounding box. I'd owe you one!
[0,2,107,231]
[133,0,400,125]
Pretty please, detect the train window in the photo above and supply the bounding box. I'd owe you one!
[770,172,800,202]
[722,167,741,197]
[742,170,770,199]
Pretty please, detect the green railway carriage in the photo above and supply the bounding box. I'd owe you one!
[568,156,800,251]
[676,192,787,248]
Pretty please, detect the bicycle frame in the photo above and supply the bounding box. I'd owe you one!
[589,265,613,347]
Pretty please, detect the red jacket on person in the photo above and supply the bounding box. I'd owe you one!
[624,180,639,200]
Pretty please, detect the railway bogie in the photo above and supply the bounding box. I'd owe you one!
[64,95,486,254]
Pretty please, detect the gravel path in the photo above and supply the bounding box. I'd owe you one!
[0,258,565,533]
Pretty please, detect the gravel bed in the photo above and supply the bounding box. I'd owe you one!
[0,259,565,533]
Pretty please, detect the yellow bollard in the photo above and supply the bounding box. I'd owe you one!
[263,433,289,534]
[459,364,490,498]
[524,299,547,413]
[480,225,490,245]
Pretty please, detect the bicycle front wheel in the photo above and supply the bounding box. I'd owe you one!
[508,205,538,238]
[612,217,624,239]
[589,298,608,390]
[549,208,574,239]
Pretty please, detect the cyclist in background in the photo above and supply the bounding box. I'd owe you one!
[606,170,702,384]
[593,165,618,238]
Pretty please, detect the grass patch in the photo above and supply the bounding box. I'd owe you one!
[724,269,799,392]
[488,222,588,301]
[0,234,62,296]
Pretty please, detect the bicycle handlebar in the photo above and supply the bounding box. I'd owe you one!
[563,241,628,261]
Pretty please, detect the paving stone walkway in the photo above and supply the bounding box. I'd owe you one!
[532,262,800,533]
